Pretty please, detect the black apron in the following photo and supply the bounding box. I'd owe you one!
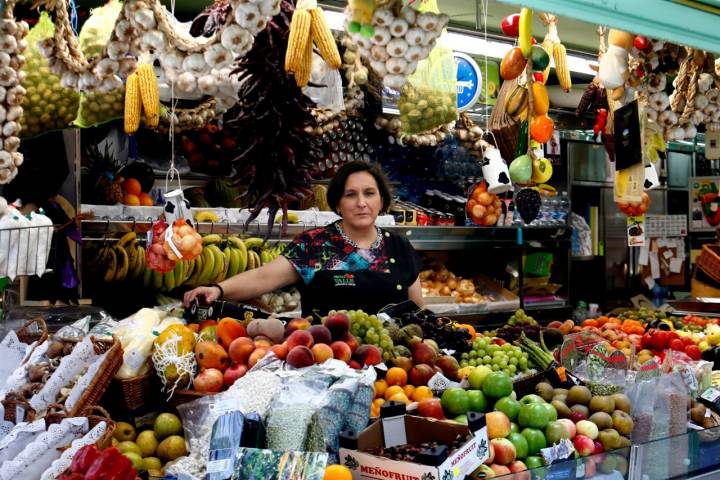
[298,240,411,319]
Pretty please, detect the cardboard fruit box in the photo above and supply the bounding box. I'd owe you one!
[339,402,489,480]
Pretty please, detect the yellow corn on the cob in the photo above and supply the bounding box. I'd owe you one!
[553,42,572,92]
[285,8,312,73]
[295,28,314,87]
[137,63,159,128]
[310,8,341,69]
[124,72,141,134]
[541,38,554,84]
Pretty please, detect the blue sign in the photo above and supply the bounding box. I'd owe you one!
[454,52,482,113]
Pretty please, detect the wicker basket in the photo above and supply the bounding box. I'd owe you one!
[81,406,116,449]
[697,245,720,285]
[489,77,521,164]
[2,398,36,423]
[66,335,123,416]
[114,366,155,411]
[45,402,70,425]
[17,317,48,363]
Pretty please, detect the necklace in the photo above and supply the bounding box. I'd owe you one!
[336,221,382,250]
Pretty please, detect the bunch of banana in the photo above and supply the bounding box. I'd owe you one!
[244,237,284,268]
[90,232,146,283]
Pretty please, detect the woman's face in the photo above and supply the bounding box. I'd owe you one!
[337,171,383,229]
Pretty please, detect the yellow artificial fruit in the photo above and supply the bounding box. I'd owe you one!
[518,8,533,58]
[532,157,553,183]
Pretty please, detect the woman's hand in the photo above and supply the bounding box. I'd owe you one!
[183,285,221,307]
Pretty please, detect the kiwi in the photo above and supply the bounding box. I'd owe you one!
[611,393,631,413]
[535,382,554,402]
[553,388,569,397]
[617,436,632,448]
[589,412,613,430]
[589,395,616,414]
[551,400,572,419]
[552,394,567,403]
[567,386,592,405]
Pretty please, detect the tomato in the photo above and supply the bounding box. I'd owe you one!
[669,339,685,351]
[685,345,701,361]
[652,330,670,351]
[441,387,470,416]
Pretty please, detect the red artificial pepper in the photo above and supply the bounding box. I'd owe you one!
[593,109,608,139]
[685,345,701,361]
[641,332,654,350]
[651,330,670,351]
[71,444,101,474]
[667,331,680,342]
[85,448,136,480]
[682,337,695,347]
[669,339,684,351]
[633,35,650,51]
[59,473,84,480]
[501,14,520,37]
[533,71,545,83]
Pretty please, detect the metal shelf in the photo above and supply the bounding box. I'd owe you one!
[80,219,571,250]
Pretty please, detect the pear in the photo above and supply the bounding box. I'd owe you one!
[154,413,182,440]
[157,435,187,461]
[136,430,159,457]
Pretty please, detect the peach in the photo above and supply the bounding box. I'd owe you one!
[348,360,362,370]
[573,435,595,456]
[353,344,382,366]
[490,464,511,476]
[254,337,273,349]
[308,325,332,345]
[311,343,334,364]
[486,411,511,439]
[223,363,248,387]
[248,348,268,368]
[330,341,352,363]
[323,312,350,340]
[286,345,314,368]
[285,318,311,336]
[409,364,435,386]
[269,343,288,360]
[341,332,359,353]
[490,438,516,466]
[286,330,314,349]
[412,342,437,366]
[228,337,255,365]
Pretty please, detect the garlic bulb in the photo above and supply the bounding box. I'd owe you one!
[106,41,126,60]
[176,72,197,94]
[370,27,391,46]
[198,74,218,95]
[0,67,16,87]
[386,38,409,58]
[134,9,156,30]
[142,30,166,51]
[204,44,233,69]
[183,53,208,74]
[234,3,262,30]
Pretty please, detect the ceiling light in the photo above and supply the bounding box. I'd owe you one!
[323,10,596,76]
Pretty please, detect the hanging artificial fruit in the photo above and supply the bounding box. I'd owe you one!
[500,47,527,81]
[501,13,520,37]
[518,8,533,58]
[531,156,553,183]
[530,115,554,143]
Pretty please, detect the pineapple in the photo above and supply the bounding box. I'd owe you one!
[82,143,124,205]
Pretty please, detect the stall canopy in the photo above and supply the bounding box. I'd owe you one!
[497,0,720,53]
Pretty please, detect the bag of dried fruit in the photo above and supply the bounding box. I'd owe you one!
[19,12,80,138]
[74,0,126,128]
[397,0,457,136]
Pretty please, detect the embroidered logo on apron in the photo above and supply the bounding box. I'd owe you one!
[333,273,356,287]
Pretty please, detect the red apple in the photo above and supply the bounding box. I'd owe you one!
[353,344,382,366]
[484,442,495,465]
[285,318,311,336]
[593,441,604,455]
[490,464,511,476]
[412,342,437,366]
[570,411,588,424]
[509,461,530,480]
[475,465,496,478]
[573,435,595,457]
[409,364,435,386]
[490,438,516,466]
[223,363,248,387]
[417,398,445,420]
[286,330,314,349]
[330,341,352,363]
[199,319,217,330]
[500,13,520,37]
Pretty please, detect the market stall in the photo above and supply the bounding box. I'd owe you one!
[0,0,719,479]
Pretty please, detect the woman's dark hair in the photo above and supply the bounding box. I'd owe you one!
[327,161,392,214]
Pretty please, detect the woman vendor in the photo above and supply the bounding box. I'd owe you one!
[183,161,423,317]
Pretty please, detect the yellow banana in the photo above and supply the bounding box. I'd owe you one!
[133,245,146,279]
[519,8,533,58]
[214,248,230,283]
[117,231,137,249]
[187,252,205,287]
[260,250,272,265]
[195,211,220,223]
[247,249,256,270]
[225,246,239,278]
[206,245,225,283]
[244,237,265,250]
[163,268,176,292]
[197,247,215,285]
[103,247,118,282]
[251,251,262,270]
[151,269,163,290]
[202,234,223,245]
[114,245,129,282]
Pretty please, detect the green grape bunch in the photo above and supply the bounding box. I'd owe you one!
[459,337,530,378]
[348,310,395,362]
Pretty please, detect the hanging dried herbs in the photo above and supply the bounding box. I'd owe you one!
[222,0,322,235]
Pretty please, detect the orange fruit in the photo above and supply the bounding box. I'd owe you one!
[373,380,388,399]
[384,385,405,401]
[323,464,352,480]
[373,398,385,408]
[138,193,153,206]
[388,392,410,405]
[412,386,434,402]
[403,384,415,398]
[123,194,140,206]
[123,178,142,196]
[530,114,554,143]
[385,367,408,387]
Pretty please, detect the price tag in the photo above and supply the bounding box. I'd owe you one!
[206,457,233,474]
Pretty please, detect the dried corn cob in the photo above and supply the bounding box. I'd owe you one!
[124,72,141,134]
[137,64,159,127]
[310,8,341,69]
[285,8,312,74]
[295,28,314,87]
[541,38,554,83]
[553,42,571,92]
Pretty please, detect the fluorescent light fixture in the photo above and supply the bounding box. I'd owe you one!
[324,9,596,76]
